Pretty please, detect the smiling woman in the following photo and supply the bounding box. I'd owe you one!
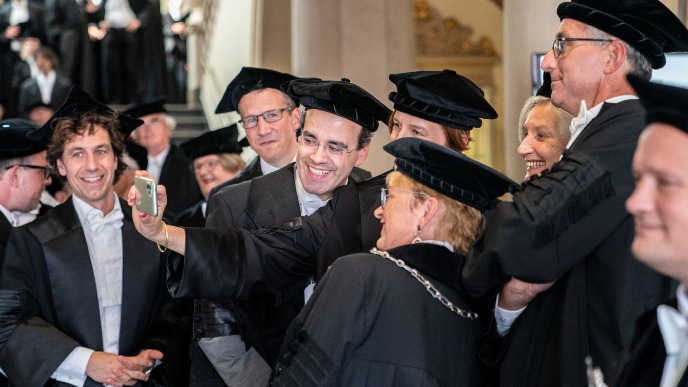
[517,95,573,180]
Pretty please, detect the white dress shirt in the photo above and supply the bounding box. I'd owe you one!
[35,70,57,104]
[146,146,170,182]
[566,95,638,149]
[104,0,136,29]
[0,203,40,227]
[259,154,296,176]
[658,284,688,387]
[51,195,124,387]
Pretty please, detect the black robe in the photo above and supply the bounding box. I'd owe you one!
[158,145,202,219]
[462,100,677,386]
[615,299,688,387]
[0,198,190,387]
[271,243,487,386]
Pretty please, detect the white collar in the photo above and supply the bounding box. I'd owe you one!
[566,95,638,149]
[260,154,297,176]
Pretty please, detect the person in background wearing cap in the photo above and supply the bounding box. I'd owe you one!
[0,87,189,387]
[269,137,514,385]
[113,140,148,200]
[173,124,247,228]
[0,118,51,262]
[615,77,688,387]
[461,1,688,385]
[124,98,202,219]
[154,78,382,387]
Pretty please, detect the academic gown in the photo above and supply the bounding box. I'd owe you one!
[158,145,202,219]
[615,299,688,387]
[0,198,190,387]
[17,73,73,116]
[462,100,676,386]
[169,168,387,303]
[270,243,487,387]
[172,200,205,227]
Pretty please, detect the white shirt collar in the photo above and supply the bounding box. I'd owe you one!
[293,164,330,216]
[0,203,40,227]
[260,154,297,176]
[566,95,638,149]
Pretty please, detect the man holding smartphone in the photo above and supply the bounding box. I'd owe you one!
[0,87,189,387]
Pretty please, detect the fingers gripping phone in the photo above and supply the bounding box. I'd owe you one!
[134,176,158,217]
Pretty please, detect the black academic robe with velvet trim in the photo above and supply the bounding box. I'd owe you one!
[270,243,487,387]
[158,145,202,219]
[462,100,676,386]
[171,200,205,227]
[615,299,688,387]
[0,198,190,387]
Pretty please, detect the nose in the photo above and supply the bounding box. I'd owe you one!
[255,116,271,136]
[309,143,329,163]
[374,205,383,219]
[626,177,653,217]
[85,152,98,170]
[517,136,533,157]
[541,50,556,73]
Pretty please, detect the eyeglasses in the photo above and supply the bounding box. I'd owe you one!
[380,188,429,208]
[551,37,614,58]
[192,159,220,172]
[239,107,294,129]
[297,135,355,156]
[5,164,52,179]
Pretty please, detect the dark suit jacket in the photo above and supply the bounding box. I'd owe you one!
[158,145,202,219]
[462,100,676,386]
[17,74,73,117]
[0,198,189,387]
[615,299,688,387]
[0,214,10,265]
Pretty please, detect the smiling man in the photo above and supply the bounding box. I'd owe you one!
[0,87,189,387]
[616,76,688,387]
[187,78,387,387]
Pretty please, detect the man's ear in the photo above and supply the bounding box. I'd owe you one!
[56,158,67,177]
[354,143,371,166]
[603,40,627,74]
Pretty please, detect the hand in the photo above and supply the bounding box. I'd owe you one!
[170,21,186,35]
[498,277,554,311]
[107,349,164,386]
[126,19,141,33]
[4,25,20,40]
[85,351,129,385]
[87,25,106,41]
[128,171,167,243]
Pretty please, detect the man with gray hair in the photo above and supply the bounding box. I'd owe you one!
[462,0,688,385]
[124,98,201,218]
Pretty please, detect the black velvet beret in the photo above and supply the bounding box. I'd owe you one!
[121,97,167,118]
[215,67,301,114]
[180,124,248,160]
[0,119,46,160]
[388,69,498,131]
[282,78,391,132]
[557,0,688,69]
[30,86,143,143]
[628,74,688,133]
[384,138,515,212]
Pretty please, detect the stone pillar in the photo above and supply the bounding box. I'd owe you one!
[291,0,416,175]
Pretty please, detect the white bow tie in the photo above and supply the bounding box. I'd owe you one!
[658,305,688,356]
[85,207,124,234]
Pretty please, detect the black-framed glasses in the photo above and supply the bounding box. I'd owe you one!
[239,107,294,129]
[551,37,614,58]
[5,164,52,179]
[380,188,429,208]
[297,134,355,156]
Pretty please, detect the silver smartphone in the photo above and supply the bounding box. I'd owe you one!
[134,175,158,217]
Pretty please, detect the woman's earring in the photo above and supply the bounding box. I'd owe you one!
[412,225,422,244]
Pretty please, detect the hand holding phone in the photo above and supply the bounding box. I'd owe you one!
[134,176,158,217]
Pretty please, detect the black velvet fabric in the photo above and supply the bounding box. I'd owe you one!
[557,0,688,69]
[0,119,45,159]
[180,124,247,160]
[215,67,302,114]
[628,74,688,133]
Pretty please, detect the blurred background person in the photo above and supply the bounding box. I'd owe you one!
[124,98,201,218]
[173,124,247,227]
[270,138,514,386]
[113,139,147,200]
[17,46,72,119]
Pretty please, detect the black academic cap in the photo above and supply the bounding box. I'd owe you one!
[282,78,391,132]
[124,140,148,170]
[0,119,46,160]
[384,137,515,212]
[627,74,688,133]
[29,86,144,143]
[179,124,247,160]
[388,69,498,131]
[537,72,552,98]
[215,67,301,114]
[121,97,167,118]
[557,0,688,69]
